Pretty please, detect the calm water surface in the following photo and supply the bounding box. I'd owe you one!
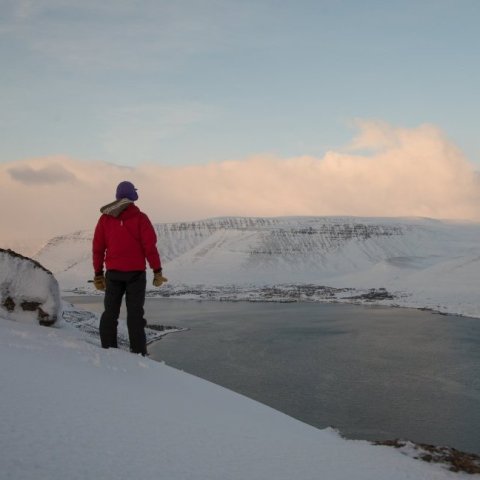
[67,297,480,453]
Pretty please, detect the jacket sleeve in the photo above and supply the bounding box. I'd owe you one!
[139,213,162,271]
[92,216,106,273]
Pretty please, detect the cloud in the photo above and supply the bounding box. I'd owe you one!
[0,121,479,245]
[7,162,77,185]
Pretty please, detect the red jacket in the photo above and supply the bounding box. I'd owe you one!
[93,204,161,273]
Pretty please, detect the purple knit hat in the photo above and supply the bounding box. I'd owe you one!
[115,181,138,201]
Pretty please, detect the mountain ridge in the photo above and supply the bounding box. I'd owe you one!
[34,215,480,318]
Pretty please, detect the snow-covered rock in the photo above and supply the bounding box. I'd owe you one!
[0,248,60,326]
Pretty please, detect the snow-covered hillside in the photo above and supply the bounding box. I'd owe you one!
[1,316,475,479]
[34,216,480,317]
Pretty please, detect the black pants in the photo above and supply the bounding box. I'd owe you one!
[99,270,147,355]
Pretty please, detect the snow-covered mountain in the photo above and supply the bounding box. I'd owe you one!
[35,216,480,317]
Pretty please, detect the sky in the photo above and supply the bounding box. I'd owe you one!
[1,0,480,247]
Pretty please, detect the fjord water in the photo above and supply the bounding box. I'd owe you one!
[70,298,480,453]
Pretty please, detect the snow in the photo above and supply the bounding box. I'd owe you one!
[0,249,61,325]
[34,216,480,318]
[0,316,468,480]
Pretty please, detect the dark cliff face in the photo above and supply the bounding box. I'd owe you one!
[158,218,405,237]
[251,224,406,256]
[152,217,409,261]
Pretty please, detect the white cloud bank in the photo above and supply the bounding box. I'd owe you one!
[1,121,479,246]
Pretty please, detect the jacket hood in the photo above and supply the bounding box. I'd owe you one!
[100,198,134,218]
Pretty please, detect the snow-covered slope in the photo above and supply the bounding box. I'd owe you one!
[0,316,470,480]
[34,216,480,317]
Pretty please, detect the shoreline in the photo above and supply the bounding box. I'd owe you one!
[62,283,480,320]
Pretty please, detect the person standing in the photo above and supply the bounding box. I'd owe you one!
[92,181,167,355]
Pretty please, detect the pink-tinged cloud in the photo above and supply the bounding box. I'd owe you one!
[0,121,479,248]
[7,163,77,185]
